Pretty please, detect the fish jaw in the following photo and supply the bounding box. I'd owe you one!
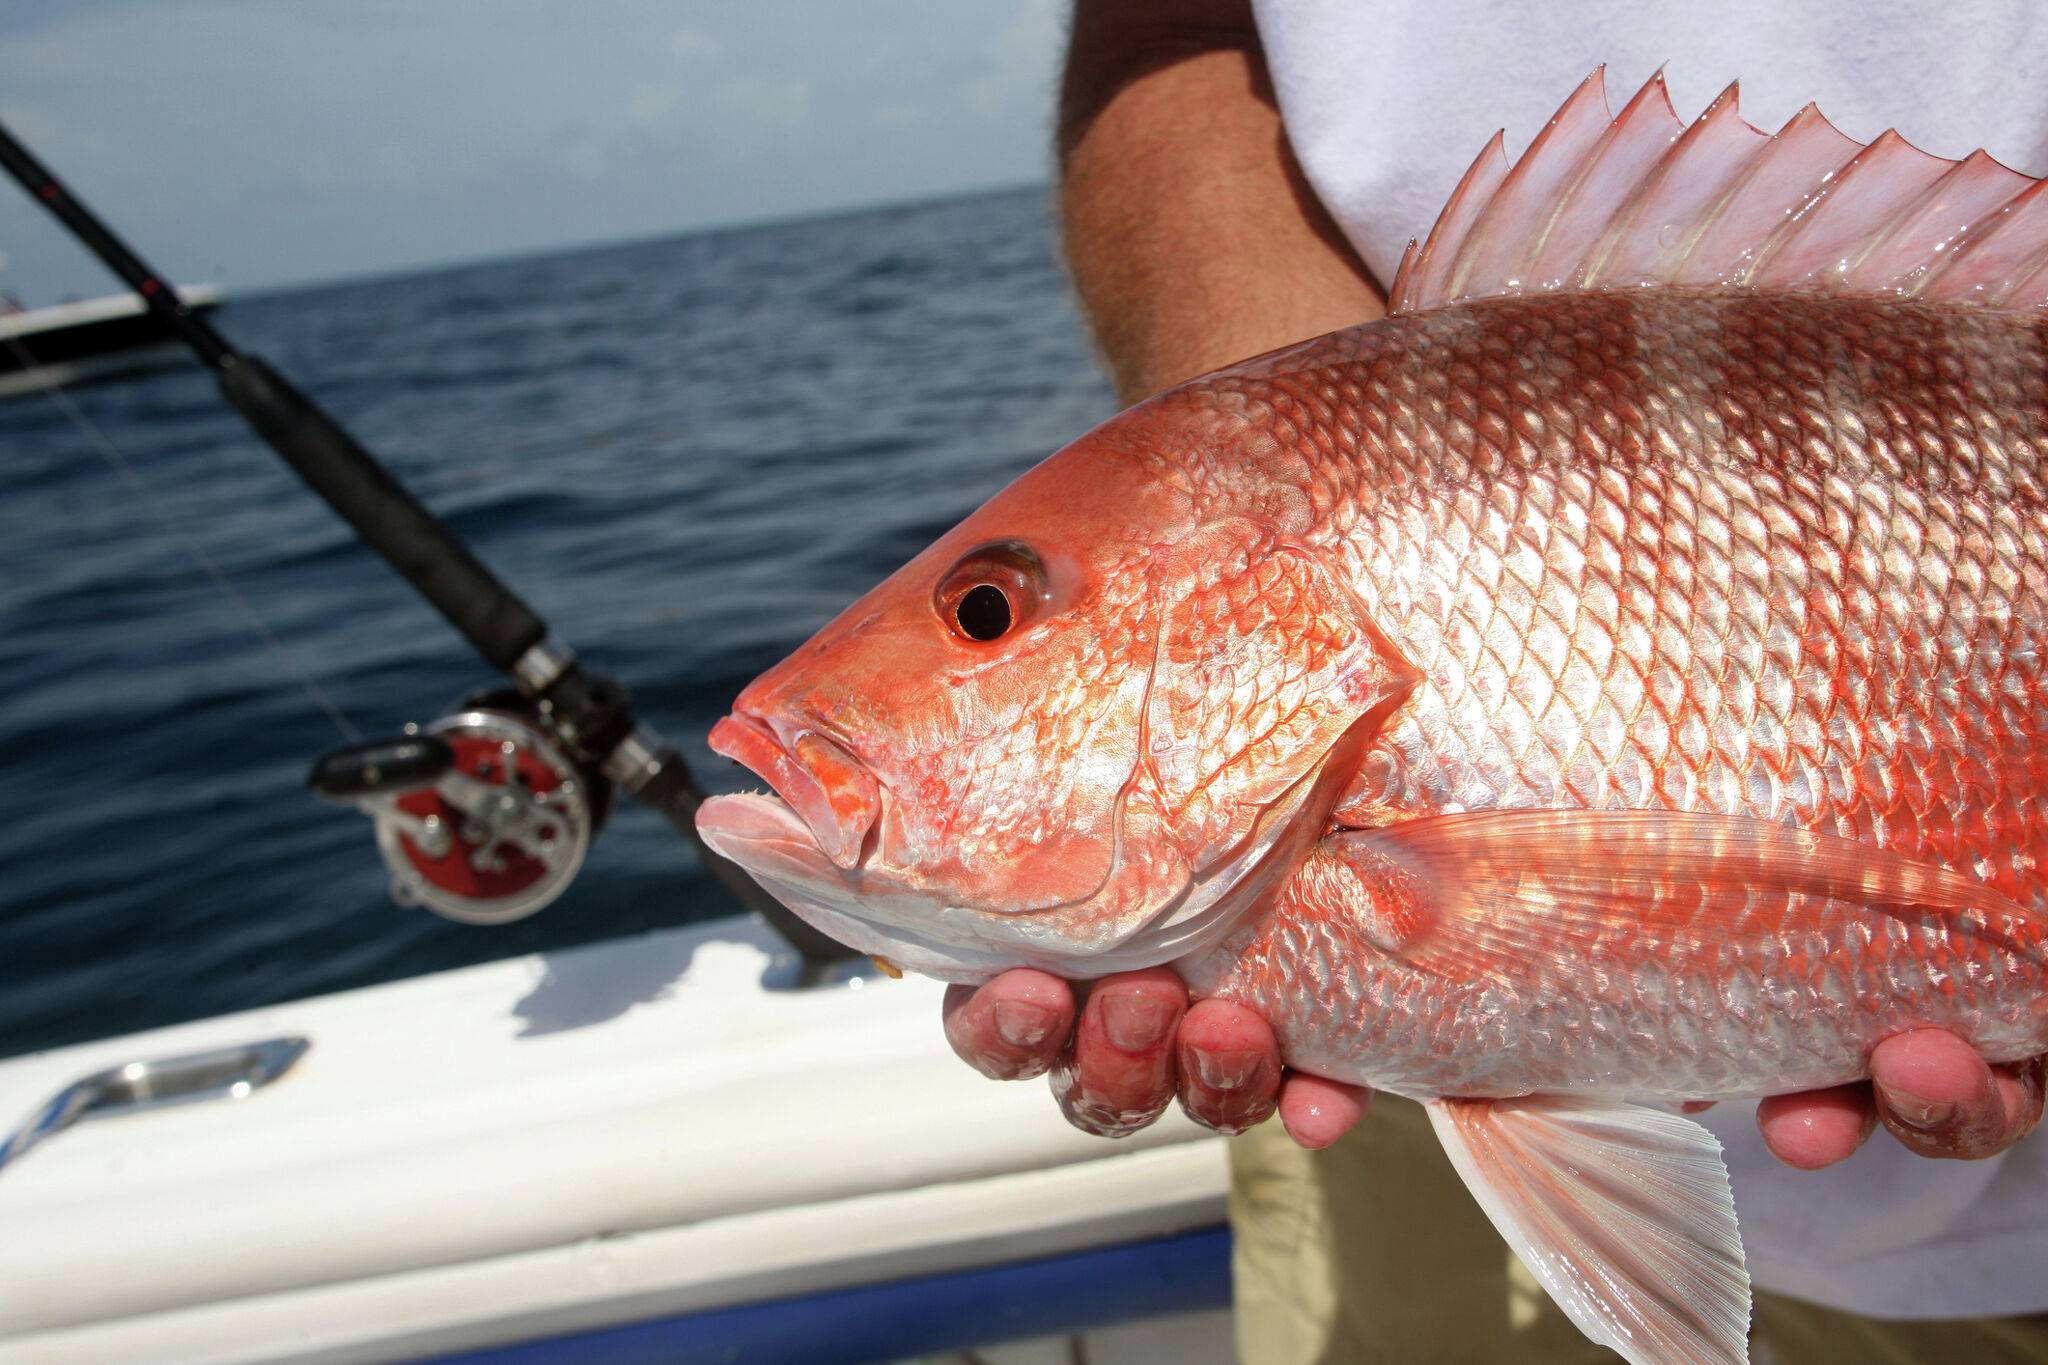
[699,709,1012,978]
[707,712,878,870]
[697,696,1370,984]
[693,783,1184,983]
[694,788,1011,982]
[698,690,1178,982]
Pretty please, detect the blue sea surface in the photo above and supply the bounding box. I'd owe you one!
[0,187,1117,1059]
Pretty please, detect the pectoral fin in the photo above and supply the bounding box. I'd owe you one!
[1427,1094,1750,1365]
[1320,809,2042,983]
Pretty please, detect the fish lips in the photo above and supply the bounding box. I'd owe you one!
[705,712,880,871]
[692,748,1018,983]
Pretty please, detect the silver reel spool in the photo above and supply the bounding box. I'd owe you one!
[363,708,596,924]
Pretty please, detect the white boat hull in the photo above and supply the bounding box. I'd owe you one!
[0,917,1227,1364]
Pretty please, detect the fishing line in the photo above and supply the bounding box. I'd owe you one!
[2,330,362,742]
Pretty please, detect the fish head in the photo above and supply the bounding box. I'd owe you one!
[697,389,1416,981]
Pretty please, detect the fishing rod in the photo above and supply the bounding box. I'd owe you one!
[0,119,850,971]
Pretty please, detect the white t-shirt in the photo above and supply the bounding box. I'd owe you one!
[1248,0,2048,1322]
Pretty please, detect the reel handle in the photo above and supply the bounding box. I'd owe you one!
[308,735,456,801]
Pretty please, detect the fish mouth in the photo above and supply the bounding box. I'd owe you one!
[705,711,880,871]
[698,714,992,980]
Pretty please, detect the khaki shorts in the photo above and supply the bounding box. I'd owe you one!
[1230,1095,2048,1365]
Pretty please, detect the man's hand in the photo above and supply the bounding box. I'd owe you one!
[943,967,1365,1146]
[1758,1028,2046,1168]
[947,971,2045,1164]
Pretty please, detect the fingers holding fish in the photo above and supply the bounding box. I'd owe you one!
[942,968,1074,1080]
[1175,997,1283,1134]
[1996,1058,2048,1154]
[1050,968,1188,1137]
[949,968,1348,1144]
[1753,1031,2048,1168]
[1755,1083,1880,1171]
[1994,1058,2048,1153]
[1276,1072,1370,1149]
[1869,1029,2047,1162]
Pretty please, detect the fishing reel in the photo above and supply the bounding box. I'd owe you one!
[309,689,613,924]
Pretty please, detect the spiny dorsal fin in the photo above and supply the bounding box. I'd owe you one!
[1388,67,2048,315]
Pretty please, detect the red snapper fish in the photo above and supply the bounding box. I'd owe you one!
[698,71,2048,1365]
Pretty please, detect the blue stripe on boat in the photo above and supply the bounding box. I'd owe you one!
[421,1223,1232,1365]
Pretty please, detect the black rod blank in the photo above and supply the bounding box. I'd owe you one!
[215,355,549,672]
[0,122,235,370]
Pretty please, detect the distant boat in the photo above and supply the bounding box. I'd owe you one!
[0,283,222,398]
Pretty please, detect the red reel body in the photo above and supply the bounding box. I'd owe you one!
[314,704,606,924]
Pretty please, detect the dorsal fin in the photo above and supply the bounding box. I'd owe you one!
[1389,68,2048,315]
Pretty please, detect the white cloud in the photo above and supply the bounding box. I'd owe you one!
[560,135,609,181]
[716,77,811,133]
[629,85,679,128]
[669,28,718,58]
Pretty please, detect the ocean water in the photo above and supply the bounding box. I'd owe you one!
[0,187,1117,1059]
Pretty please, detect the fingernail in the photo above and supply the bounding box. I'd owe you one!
[1191,1048,1266,1092]
[1052,1060,1163,1138]
[1179,1097,1257,1137]
[1099,993,1176,1052]
[994,1000,1056,1049]
[1888,1093,1957,1131]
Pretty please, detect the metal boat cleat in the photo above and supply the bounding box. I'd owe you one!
[0,1036,309,1177]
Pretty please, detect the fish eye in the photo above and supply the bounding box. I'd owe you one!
[955,584,1011,640]
[936,541,1045,644]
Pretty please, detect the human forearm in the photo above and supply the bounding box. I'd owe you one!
[1058,0,1382,404]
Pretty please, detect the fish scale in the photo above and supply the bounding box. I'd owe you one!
[1194,839,2048,1102]
[1176,290,2048,902]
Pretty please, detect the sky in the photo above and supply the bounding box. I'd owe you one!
[0,0,1067,307]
